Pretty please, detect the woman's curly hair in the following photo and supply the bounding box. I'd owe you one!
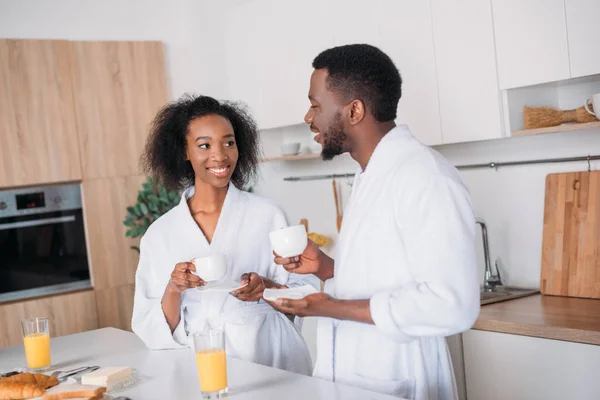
[141,94,261,192]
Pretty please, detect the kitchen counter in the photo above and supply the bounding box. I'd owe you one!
[474,293,600,345]
[0,328,402,400]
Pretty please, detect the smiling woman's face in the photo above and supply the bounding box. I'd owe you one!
[185,114,239,188]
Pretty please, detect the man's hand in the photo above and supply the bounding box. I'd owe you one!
[264,293,334,317]
[273,239,335,281]
[265,293,374,324]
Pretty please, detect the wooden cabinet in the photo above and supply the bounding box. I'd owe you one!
[95,284,135,331]
[377,0,443,146]
[70,41,168,179]
[463,329,600,400]
[0,290,98,348]
[0,40,82,188]
[224,0,332,130]
[82,176,145,290]
[492,0,570,89]
[565,0,600,78]
[431,0,503,143]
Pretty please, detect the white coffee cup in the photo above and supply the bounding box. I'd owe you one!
[191,254,227,282]
[269,225,308,258]
[584,93,600,118]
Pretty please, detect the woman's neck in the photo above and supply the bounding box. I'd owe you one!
[188,178,229,214]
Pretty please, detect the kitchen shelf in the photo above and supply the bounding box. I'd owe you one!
[261,153,321,163]
[512,120,600,136]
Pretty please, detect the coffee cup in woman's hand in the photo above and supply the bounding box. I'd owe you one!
[169,261,205,292]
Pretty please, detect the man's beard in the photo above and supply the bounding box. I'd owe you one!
[321,112,347,161]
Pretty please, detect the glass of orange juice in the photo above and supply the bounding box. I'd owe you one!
[21,317,51,371]
[193,328,228,398]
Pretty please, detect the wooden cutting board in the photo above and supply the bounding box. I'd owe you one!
[541,170,600,299]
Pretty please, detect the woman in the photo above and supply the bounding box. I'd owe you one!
[131,94,316,375]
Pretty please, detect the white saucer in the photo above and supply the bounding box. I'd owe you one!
[196,281,248,293]
[263,284,318,301]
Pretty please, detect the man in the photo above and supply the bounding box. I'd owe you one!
[267,44,480,400]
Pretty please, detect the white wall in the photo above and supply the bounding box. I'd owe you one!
[0,0,229,100]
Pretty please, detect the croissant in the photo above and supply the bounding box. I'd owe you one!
[0,373,59,389]
[0,382,45,399]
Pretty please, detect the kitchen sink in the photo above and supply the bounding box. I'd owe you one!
[480,286,539,305]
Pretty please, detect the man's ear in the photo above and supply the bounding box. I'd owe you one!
[348,99,366,125]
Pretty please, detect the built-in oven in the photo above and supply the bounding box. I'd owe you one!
[0,183,91,302]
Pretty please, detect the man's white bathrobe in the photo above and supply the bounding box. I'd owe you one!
[132,184,316,375]
[314,126,480,399]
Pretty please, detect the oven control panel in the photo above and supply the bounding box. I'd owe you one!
[0,183,82,218]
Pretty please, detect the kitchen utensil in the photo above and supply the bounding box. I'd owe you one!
[332,180,342,232]
[56,366,100,382]
[263,284,319,301]
[523,105,597,129]
[280,142,301,156]
[197,281,247,293]
[191,255,227,282]
[269,225,308,258]
[584,93,600,118]
[540,170,600,299]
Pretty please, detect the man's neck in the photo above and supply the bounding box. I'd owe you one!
[350,121,396,171]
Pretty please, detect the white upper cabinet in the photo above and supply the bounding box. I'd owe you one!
[565,0,600,78]
[492,0,571,89]
[377,0,443,146]
[224,0,332,130]
[431,0,503,143]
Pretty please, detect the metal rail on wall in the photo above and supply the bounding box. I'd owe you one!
[281,154,599,182]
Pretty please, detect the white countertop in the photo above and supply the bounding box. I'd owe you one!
[0,328,401,400]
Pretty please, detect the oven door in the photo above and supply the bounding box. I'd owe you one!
[0,208,91,301]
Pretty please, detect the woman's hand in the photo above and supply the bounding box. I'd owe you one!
[232,272,283,302]
[168,261,205,293]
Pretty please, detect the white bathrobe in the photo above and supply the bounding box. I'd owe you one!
[132,184,317,375]
[314,126,480,399]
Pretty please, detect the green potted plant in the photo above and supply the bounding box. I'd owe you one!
[123,176,181,253]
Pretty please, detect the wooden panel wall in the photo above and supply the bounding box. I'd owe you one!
[0,290,98,348]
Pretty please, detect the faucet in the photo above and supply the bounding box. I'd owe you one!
[476,218,503,292]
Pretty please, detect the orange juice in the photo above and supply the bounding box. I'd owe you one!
[196,349,227,392]
[23,333,51,369]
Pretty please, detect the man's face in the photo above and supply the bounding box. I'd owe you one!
[304,69,349,161]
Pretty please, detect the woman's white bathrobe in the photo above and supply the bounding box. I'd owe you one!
[314,126,480,399]
[132,184,316,375]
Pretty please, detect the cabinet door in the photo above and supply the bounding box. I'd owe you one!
[70,41,168,179]
[377,0,443,146]
[0,40,82,188]
[431,0,503,143]
[566,0,600,78]
[0,290,98,348]
[82,175,145,290]
[463,330,600,400]
[492,0,570,89]
[95,284,134,331]
[225,0,333,130]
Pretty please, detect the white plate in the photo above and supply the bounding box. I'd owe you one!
[263,284,318,301]
[196,281,248,293]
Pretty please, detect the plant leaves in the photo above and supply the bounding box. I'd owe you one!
[123,219,135,227]
[130,245,140,253]
[139,202,149,215]
[127,206,136,215]
[125,228,136,237]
